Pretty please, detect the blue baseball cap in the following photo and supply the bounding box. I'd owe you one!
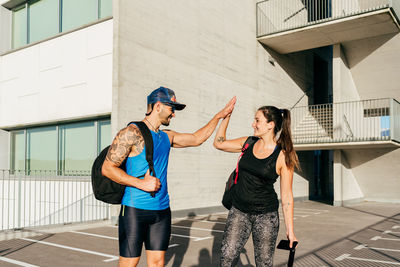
[147,86,186,111]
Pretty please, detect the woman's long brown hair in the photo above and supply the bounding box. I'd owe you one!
[258,106,299,170]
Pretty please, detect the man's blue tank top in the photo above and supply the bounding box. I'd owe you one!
[121,126,171,210]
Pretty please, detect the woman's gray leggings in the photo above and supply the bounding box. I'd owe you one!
[220,206,279,267]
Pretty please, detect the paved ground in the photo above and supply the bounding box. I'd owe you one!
[0,200,399,266]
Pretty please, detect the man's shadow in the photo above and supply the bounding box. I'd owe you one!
[165,212,195,267]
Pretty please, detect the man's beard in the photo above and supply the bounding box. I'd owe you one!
[161,115,173,126]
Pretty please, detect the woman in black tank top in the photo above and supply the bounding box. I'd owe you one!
[214,105,299,267]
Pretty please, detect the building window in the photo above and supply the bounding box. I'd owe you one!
[27,126,57,171]
[12,4,27,48]
[11,130,25,170]
[10,0,112,50]
[10,118,111,174]
[99,0,112,18]
[29,0,59,43]
[59,121,96,172]
[98,120,111,154]
[61,0,98,32]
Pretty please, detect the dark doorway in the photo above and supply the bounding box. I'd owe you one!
[310,150,333,204]
[313,54,330,105]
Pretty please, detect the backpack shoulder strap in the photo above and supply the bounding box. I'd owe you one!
[242,136,258,152]
[127,121,156,197]
[127,121,155,176]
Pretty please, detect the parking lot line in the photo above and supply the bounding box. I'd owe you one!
[0,256,39,267]
[335,253,400,265]
[385,230,400,234]
[20,238,119,262]
[69,230,118,240]
[371,236,400,241]
[171,225,224,233]
[354,244,400,253]
[393,226,400,229]
[293,208,329,213]
[180,218,226,225]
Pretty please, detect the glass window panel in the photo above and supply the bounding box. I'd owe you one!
[27,126,57,171]
[11,131,25,170]
[62,0,98,32]
[60,121,96,173]
[99,0,112,18]
[98,120,111,153]
[29,0,59,43]
[12,5,27,49]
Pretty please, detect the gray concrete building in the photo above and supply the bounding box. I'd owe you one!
[0,0,399,229]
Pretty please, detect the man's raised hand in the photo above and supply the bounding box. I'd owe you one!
[217,96,237,119]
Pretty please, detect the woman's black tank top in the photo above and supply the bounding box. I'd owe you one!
[232,140,281,214]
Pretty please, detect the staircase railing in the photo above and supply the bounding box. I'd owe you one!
[291,98,399,144]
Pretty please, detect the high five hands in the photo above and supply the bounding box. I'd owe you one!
[217,96,237,119]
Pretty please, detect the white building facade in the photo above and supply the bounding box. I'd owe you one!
[0,0,399,229]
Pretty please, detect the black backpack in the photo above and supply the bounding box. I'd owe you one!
[91,121,156,204]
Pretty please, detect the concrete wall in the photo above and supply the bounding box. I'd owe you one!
[333,150,364,206]
[0,5,11,54]
[331,37,400,205]
[113,0,311,213]
[0,20,113,129]
[333,44,360,103]
[343,148,400,203]
[0,129,9,169]
[342,32,400,100]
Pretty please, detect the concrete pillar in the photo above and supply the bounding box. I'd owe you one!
[333,150,343,206]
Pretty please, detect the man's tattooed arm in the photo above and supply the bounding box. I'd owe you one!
[106,124,144,166]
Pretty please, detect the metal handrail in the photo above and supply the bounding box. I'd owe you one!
[257,0,396,37]
[291,98,399,144]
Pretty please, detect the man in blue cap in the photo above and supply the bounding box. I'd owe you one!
[102,86,236,267]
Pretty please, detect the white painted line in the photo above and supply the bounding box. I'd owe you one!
[371,236,400,242]
[69,231,118,240]
[335,253,400,265]
[354,244,367,250]
[354,244,400,253]
[171,233,212,241]
[0,256,40,267]
[20,238,118,262]
[393,226,400,229]
[335,254,351,261]
[171,233,200,239]
[384,230,400,234]
[171,225,224,233]
[183,218,226,225]
[292,210,321,215]
[168,244,179,248]
[294,214,310,218]
[293,208,329,212]
[194,236,213,241]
